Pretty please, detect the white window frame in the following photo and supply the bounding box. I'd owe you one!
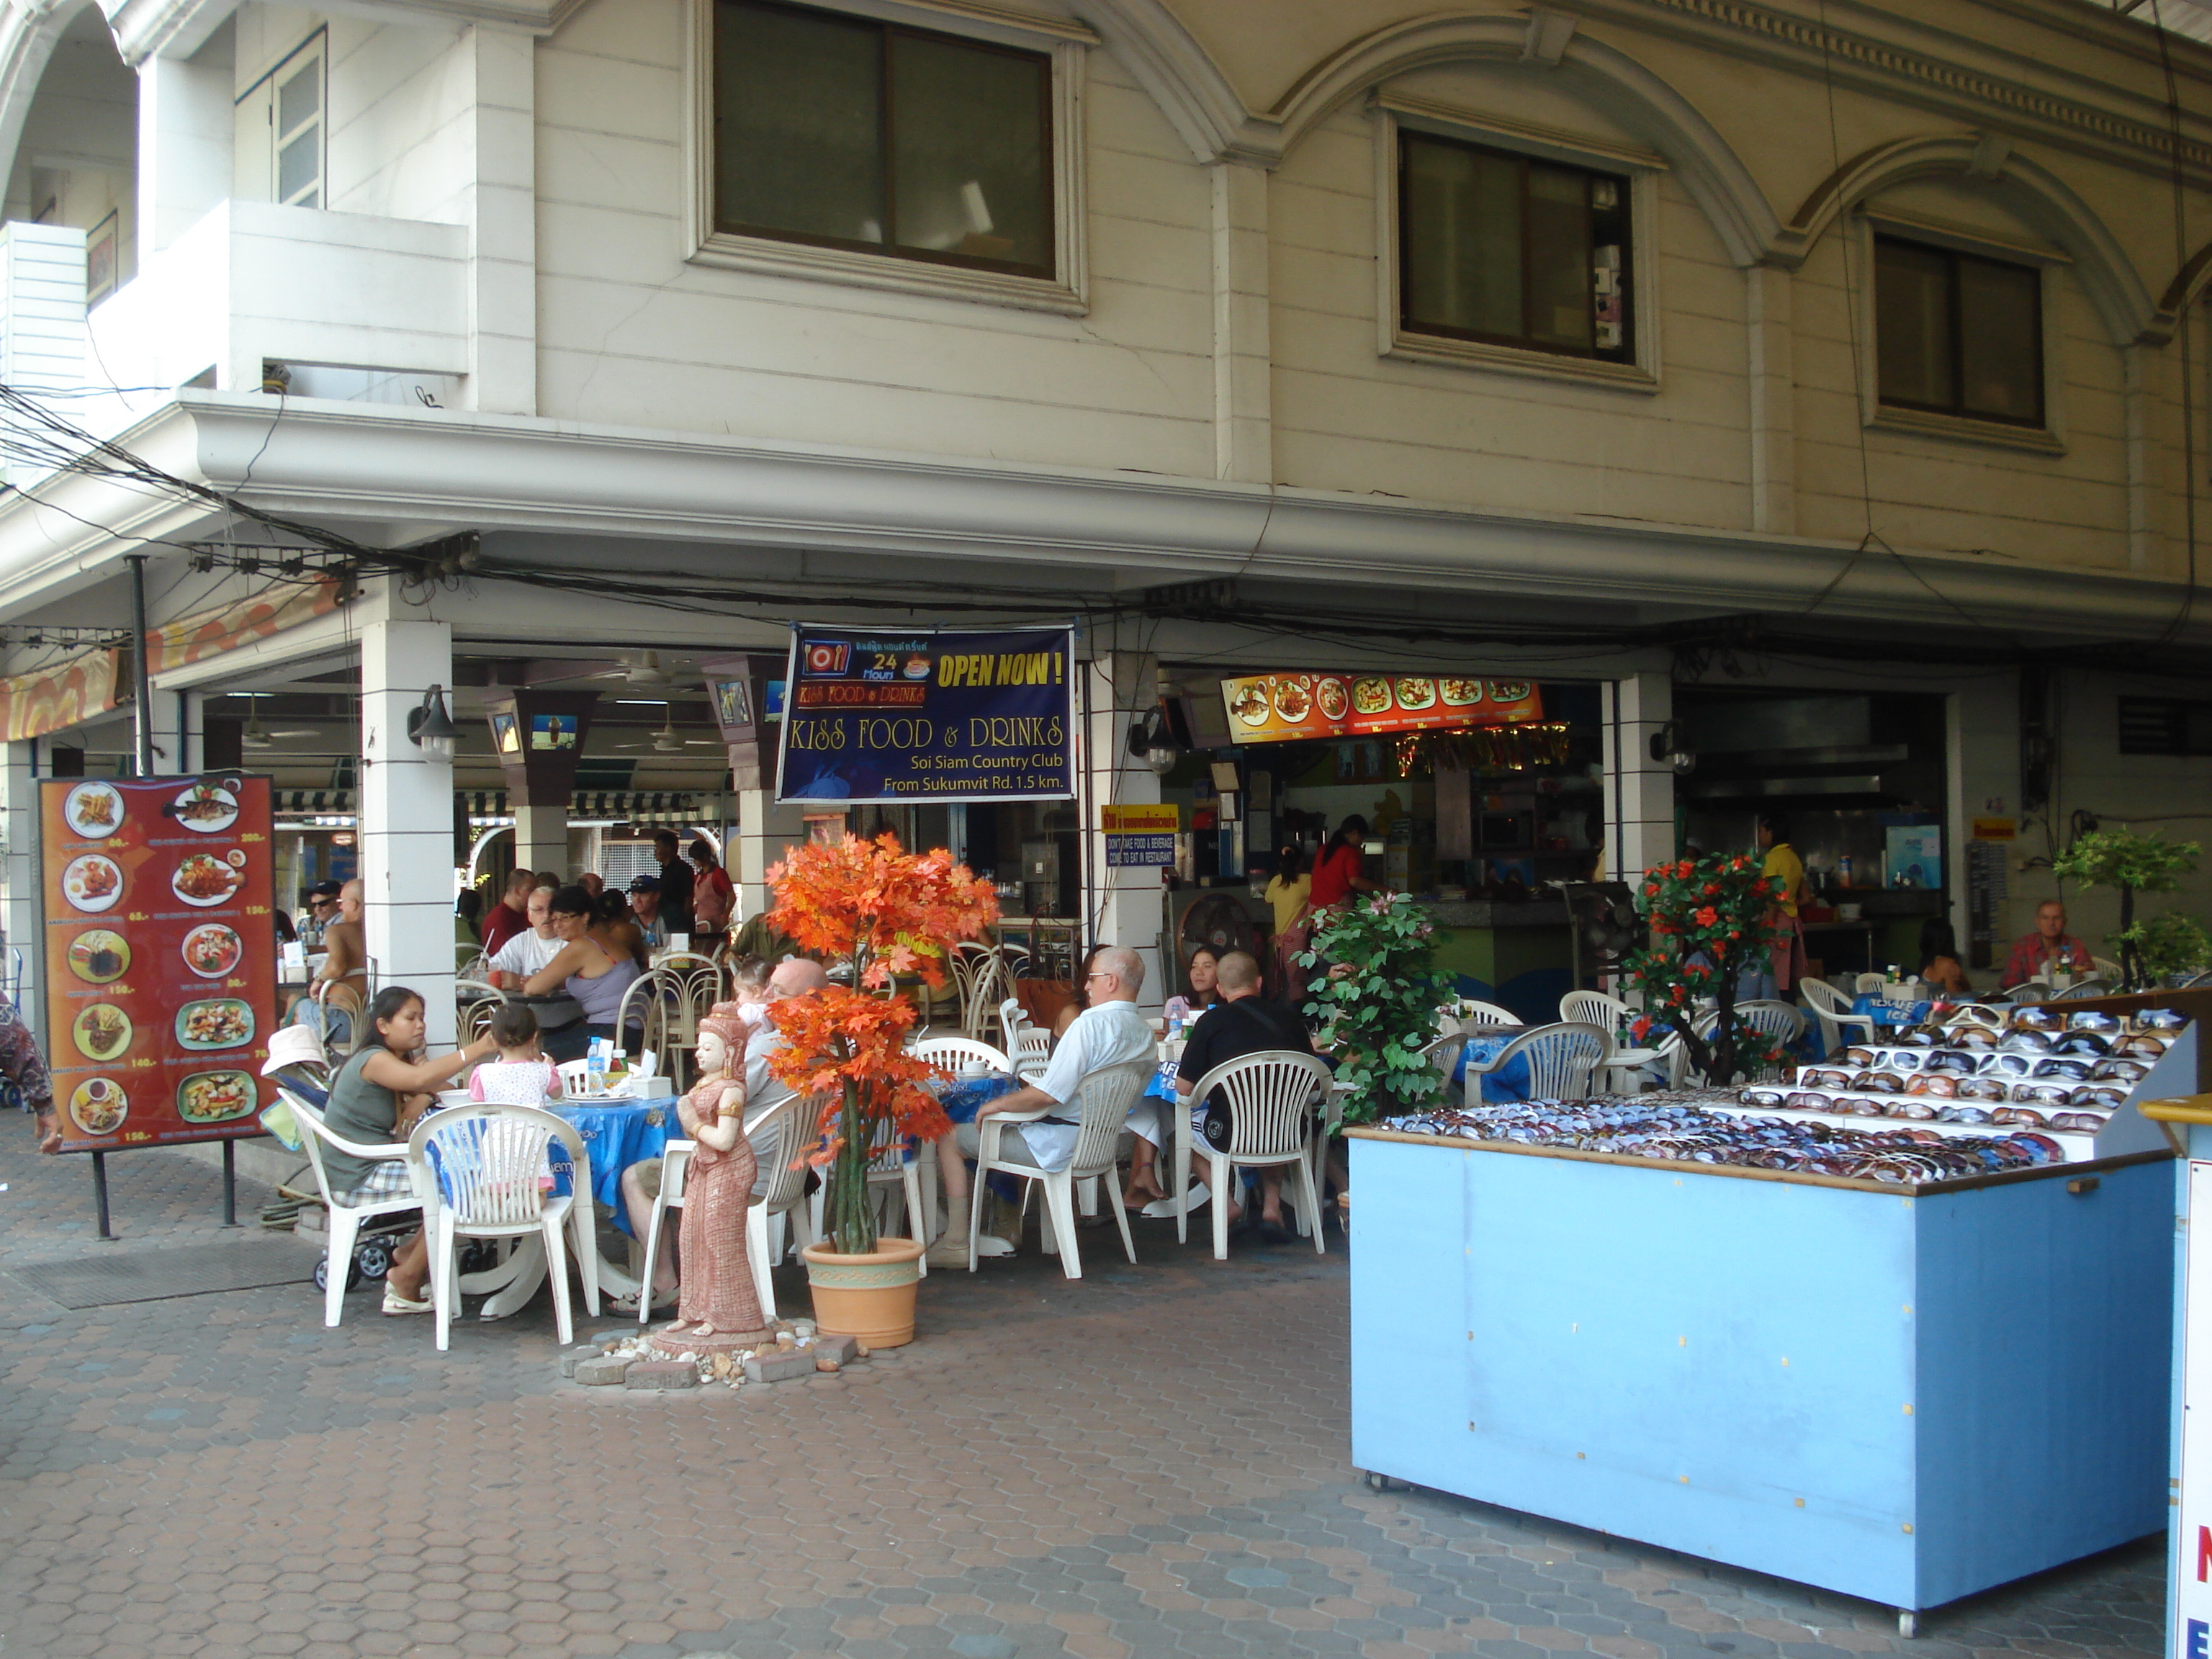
[235,31,326,210]
[1372,94,1665,392]
[1855,208,2069,456]
[684,0,1093,315]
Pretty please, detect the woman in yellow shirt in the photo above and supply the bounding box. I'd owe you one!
[1756,814,1811,997]
[1264,845,1313,1002]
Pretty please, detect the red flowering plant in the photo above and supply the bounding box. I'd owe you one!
[1619,853,1791,1088]
[762,832,999,1254]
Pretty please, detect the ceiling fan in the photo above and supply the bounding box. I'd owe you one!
[585,650,683,690]
[240,697,320,750]
[614,703,722,754]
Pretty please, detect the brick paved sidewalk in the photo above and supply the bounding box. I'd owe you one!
[0,1143,2165,1659]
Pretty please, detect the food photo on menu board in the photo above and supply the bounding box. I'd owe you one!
[1218,673,1545,743]
[40,774,277,1153]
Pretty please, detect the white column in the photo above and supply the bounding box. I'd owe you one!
[178,691,204,774]
[359,591,457,1044]
[0,742,41,1035]
[513,803,568,880]
[1601,673,1676,886]
[733,788,806,926]
[1082,652,1165,1010]
[1210,161,1272,485]
[142,687,186,777]
[1747,264,1796,536]
[137,52,233,256]
[457,24,538,415]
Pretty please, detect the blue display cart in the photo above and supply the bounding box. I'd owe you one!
[1347,1130,2175,1631]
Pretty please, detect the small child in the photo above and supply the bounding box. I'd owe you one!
[468,1002,564,1107]
[729,956,773,1029]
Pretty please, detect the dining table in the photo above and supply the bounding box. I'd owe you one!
[447,1092,687,1319]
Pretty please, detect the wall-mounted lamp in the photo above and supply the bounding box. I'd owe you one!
[408,684,459,761]
[1648,720,1696,775]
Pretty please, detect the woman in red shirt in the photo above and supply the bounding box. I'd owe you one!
[1308,816,1379,912]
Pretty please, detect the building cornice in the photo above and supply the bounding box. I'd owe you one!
[0,393,2199,651]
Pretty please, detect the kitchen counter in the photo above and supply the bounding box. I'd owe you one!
[1416,899,1570,929]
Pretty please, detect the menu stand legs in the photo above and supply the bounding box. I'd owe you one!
[220,1141,240,1227]
[91,1151,114,1241]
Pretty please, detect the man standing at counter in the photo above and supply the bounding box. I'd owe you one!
[2003,900,2095,988]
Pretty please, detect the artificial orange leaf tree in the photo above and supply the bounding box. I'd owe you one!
[763,832,999,1254]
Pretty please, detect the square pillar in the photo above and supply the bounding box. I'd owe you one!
[513,803,569,879]
[0,741,40,1036]
[734,788,806,925]
[359,598,457,1046]
[138,51,233,258]
[1602,673,1676,886]
[1082,652,1165,1010]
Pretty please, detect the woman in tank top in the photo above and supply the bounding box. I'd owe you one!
[524,884,644,1062]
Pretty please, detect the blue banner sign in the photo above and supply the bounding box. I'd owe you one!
[775,626,1076,804]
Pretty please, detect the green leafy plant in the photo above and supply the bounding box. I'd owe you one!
[1620,854,1790,1088]
[2113,912,2211,984]
[1298,892,1454,1126]
[2051,829,2200,987]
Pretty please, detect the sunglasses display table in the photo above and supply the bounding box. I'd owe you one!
[1344,1024,2194,1633]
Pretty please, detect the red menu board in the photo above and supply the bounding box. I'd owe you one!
[40,773,276,1153]
[1217,673,1545,744]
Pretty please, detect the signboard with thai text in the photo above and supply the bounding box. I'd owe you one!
[41,773,276,1152]
[1103,804,1179,868]
[1218,673,1544,745]
[776,626,1076,804]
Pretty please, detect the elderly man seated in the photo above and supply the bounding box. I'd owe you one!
[616,956,828,1312]
[935,946,1155,1268]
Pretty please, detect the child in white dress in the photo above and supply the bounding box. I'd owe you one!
[469,1003,564,1107]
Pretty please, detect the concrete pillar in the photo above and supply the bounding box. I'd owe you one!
[0,741,41,1035]
[457,24,538,415]
[138,52,233,256]
[142,687,185,777]
[1601,673,1676,886]
[513,803,568,880]
[359,591,457,1045]
[1210,161,1271,485]
[1747,264,1796,536]
[1082,652,1165,1010]
[733,788,806,926]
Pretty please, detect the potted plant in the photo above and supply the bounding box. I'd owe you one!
[763,831,997,1347]
[1621,854,1789,1087]
[2050,827,2200,989]
[1299,891,1454,1127]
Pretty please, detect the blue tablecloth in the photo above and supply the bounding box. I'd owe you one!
[552,1099,682,1236]
[1451,1034,1532,1103]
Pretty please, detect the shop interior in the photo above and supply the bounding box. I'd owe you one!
[1672,687,1951,984]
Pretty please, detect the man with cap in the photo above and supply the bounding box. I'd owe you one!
[300,879,341,948]
[627,873,667,953]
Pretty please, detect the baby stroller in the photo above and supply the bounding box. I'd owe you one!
[258,1027,421,1292]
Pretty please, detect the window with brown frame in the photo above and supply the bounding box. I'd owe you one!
[712,0,1053,279]
[1874,235,2044,427]
[1397,127,1634,364]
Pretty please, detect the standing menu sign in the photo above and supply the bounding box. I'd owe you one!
[776,626,1076,804]
[41,773,275,1153]
[2177,1158,2212,1659]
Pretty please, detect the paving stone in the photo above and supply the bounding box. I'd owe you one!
[572,1355,633,1387]
[745,1348,819,1384]
[557,1346,601,1378]
[623,1360,701,1391]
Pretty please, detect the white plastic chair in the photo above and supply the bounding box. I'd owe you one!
[1854,973,1887,994]
[966,1058,1150,1280]
[1173,1051,1333,1261]
[1800,978,1879,1056]
[1000,996,1052,1080]
[807,1113,930,1272]
[634,1139,695,1324]
[556,1058,598,1096]
[911,1035,1012,1076]
[2093,956,2123,984]
[745,1090,824,1320]
[1694,1000,1809,1082]
[1560,990,1634,1032]
[1466,1021,1611,1104]
[2051,979,2110,1002]
[274,1089,419,1328]
[406,1102,600,1352]
[1444,997,1522,1028]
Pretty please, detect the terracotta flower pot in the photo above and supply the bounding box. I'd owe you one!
[801,1236,926,1349]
